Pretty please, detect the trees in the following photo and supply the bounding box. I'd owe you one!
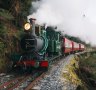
[0,0,36,27]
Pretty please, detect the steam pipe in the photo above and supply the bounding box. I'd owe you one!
[29,18,36,36]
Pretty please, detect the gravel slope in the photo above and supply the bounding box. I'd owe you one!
[32,55,77,90]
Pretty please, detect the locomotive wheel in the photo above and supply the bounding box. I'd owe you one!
[10,62,22,73]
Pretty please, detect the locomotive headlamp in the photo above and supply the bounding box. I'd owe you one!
[24,23,31,30]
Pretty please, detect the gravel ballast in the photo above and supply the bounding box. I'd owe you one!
[32,55,77,90]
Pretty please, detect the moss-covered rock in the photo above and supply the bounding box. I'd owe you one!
[61,55,88,90]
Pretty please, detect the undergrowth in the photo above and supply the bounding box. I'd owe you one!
[79,53,96,90]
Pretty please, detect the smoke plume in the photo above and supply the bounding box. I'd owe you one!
[28,0,96,46]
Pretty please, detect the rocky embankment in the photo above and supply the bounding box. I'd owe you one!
[31,55,87,90]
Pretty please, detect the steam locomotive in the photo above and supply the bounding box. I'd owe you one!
[11,18,85,70]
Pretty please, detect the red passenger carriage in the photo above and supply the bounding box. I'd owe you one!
[72,41,80,52]
[62,38,73,54]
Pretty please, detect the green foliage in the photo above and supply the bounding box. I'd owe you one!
[1,0,36,27]
[78,54,96,89]
[0,42,4,50]
[0,23,7,36]
[0,0,10,10]
[80,54,96,80]
[80,54,96,69]
[0,42,5,57]
[16,28,25,39]
[20,0,34,17]
[0,9,14,20]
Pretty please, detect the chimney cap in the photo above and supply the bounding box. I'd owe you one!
[29,18,36,21]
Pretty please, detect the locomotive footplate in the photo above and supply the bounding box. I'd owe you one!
[16,60,49,68]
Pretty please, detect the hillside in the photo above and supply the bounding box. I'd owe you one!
[0,0,36,72]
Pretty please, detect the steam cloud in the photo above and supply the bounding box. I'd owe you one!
[28,0,96,46]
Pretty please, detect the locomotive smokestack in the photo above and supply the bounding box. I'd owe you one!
[29,18,36,36]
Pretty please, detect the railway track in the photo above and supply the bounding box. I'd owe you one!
[25,73,45,90]
[0,55,68,90]
[0,74,27,90]
[0,70,45,90]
